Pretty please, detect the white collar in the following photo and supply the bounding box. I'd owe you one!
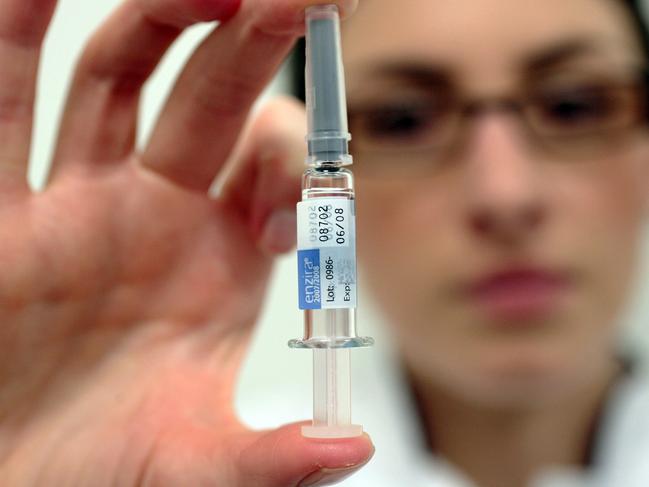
[348,336,649,487]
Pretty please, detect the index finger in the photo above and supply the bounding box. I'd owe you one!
[50,0,242,178]
[142,0,358,191]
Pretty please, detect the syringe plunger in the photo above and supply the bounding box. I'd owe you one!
[302,348,363,438]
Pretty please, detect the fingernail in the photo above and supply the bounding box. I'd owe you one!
[298,465,360,487]
[260,209,297,254]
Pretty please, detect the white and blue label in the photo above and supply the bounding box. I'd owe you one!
[297,198,357,310]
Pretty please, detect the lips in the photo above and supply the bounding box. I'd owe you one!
[467,267,571,321]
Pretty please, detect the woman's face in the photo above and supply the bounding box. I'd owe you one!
[343,0,649,406]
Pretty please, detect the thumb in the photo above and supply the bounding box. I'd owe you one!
[236,422,374,486]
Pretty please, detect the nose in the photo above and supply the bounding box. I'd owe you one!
[462,113,546,245]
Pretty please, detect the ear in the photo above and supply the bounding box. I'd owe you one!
[640,175,649,218]
[635,135,649,216]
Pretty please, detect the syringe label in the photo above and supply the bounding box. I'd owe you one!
[297,199,354,249]
[297,199,357,310]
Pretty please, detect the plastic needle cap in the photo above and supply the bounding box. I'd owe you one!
[305,4,352,165]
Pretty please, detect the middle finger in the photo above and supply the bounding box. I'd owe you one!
[51,0,242,180]
[142,0,357,192]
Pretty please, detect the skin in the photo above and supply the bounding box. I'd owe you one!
[0,0,373,485]
[342,0,649,486]
[1,0,648,486]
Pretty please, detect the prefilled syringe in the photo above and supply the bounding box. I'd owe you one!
[289,4,374,439]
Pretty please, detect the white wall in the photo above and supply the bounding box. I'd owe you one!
[28,0,649,430]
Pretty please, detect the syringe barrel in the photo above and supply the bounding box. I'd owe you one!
[290,168,373,350]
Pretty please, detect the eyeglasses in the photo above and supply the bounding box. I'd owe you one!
[348,70,649,175]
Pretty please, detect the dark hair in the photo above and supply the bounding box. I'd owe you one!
[290,1,649,102]
[622,0,649,61]
[291,37,307,102]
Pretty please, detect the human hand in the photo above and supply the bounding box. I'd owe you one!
[0,0,373,484]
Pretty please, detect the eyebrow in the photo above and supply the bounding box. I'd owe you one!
[365,62,452,87]
[357,38,610,86]
[523,38,603,72]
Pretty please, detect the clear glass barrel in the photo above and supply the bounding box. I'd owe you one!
[289,166,374,349]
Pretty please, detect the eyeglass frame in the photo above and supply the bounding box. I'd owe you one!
[346,68,649,167]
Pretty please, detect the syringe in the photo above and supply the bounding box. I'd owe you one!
[290,4,374,439]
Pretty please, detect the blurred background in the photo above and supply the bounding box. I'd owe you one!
[30,0,649,433]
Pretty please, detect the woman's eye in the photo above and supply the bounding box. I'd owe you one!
[356,103,444,140]
[537,87,619,127]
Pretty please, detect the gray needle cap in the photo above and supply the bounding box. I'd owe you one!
[305,5,352,165]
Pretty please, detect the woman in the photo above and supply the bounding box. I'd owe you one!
[337,0,649,486]
[0,0,647,486]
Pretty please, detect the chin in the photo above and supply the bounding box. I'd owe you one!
[442,341,597,409]
[420,334,594,410]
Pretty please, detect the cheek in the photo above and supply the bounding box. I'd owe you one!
[358,181,442,264]
[355,179,459,326]
[357,183,415,285]
[550,156,647,313]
